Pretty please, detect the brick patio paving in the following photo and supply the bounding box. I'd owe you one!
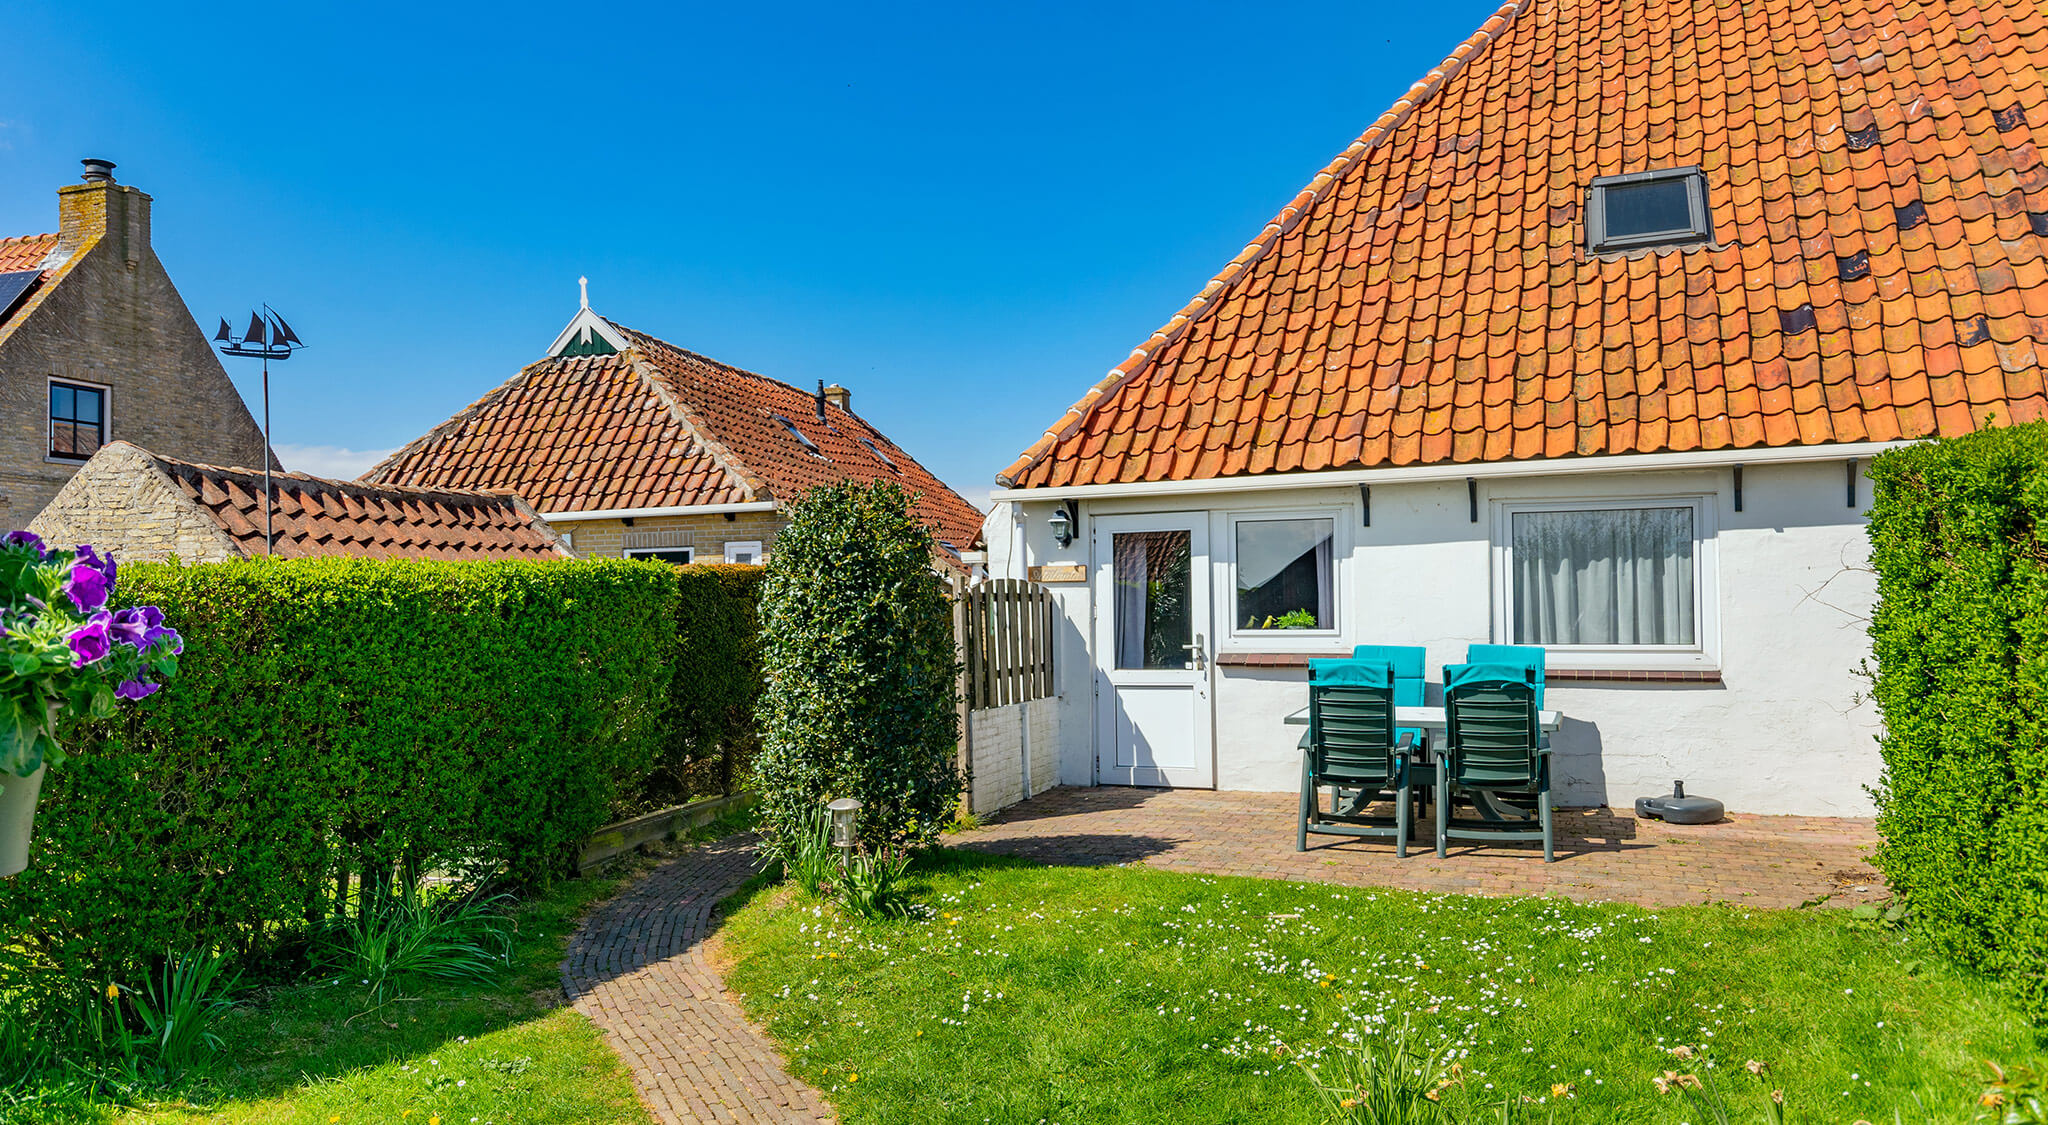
[562,835,834,1124]
[956,786,1884,909]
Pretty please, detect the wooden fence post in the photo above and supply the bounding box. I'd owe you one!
[951,570,975,816]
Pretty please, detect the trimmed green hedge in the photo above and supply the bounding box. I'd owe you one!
[0,556,766,985]
[660,563,765,804]
[1868,423,2048,1022]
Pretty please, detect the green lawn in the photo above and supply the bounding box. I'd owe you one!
[5,854,661,1125]
[100,867,653,1125]
[720,849,2043,1124]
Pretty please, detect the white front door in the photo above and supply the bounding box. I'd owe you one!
[1093,514,1213,788]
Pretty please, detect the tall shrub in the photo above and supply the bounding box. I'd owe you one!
[0,556,679,986]
[1867,423,2048,1022]
[754,481,960,849]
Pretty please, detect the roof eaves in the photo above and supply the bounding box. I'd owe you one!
[994,0,1527,487]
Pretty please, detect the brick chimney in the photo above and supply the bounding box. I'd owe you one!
[56,158,150,267]
[823,383,851,412]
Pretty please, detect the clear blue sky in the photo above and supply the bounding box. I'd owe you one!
[5,1,1500,503]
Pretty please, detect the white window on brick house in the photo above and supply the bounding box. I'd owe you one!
[49,379,108,461]
[724,540,763,565]
[625,546,695,565]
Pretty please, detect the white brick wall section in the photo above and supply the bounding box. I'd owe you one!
[969,697,1061,814]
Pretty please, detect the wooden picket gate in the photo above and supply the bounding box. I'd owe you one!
[959,578,1057,710]
[951,576,1058,812]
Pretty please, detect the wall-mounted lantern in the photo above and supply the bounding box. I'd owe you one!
[1047,500,1080,548]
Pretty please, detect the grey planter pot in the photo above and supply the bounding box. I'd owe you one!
[0,764,46,878]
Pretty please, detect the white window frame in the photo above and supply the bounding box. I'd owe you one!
[625,546,695,564]
[1489,494,1720,671]
[46,376,111,464]
[1222,507,1346,649]
[723,540,764,565]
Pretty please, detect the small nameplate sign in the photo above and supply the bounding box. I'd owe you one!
[1028,564,1086,584]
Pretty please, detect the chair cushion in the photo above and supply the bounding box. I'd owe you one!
[1308,659,1393,688]
[1465,644,1545,707]
[1352,644,1427,707]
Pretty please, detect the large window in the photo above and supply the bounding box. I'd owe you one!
[1234,517,1334,631]
[1502,502,1702,650]
[49,380,106,460]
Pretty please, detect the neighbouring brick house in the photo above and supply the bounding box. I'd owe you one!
[363,292,984,567]
[32,440,570,562]
[0,160,270,525]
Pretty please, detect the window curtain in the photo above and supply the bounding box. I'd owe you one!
[1314,534,1334,629]
[1511,507,1695,645]
[1113,533,1149,669]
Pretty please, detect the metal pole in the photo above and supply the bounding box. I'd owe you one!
[262,351,273,555]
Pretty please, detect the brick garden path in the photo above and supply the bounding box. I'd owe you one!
[958,786,1883,908]
[562,834,835,1124]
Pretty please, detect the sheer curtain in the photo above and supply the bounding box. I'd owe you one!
[1113,533,1149,669]
[1511,507,1695,645]
[1313,535,1334,629]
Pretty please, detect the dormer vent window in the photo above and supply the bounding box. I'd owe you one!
[1586,166,1713,254]
[773,414,826,458]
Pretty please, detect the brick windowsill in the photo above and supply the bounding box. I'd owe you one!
[1216,652,1350,668]
[1548,668,1722,683]
[1215,654,1722,683]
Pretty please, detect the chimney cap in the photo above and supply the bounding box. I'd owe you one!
[79,158,116,183]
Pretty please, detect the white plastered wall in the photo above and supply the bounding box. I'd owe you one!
[994,460,1881,817]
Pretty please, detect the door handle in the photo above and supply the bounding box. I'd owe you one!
[1181,632,1206,670]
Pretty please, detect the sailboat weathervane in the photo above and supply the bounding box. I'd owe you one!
[214,306,306,555]
[214,307,303,359]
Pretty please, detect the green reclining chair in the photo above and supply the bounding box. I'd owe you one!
[1299,659,1420,856]
[1436,661,1554,862]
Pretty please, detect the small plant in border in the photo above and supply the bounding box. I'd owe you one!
[0,531,182,779]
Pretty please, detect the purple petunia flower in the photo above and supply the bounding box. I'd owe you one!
[106,605,163,649]
[67,618,112,667]
[65,561,111,613]
[1,530,48,559]
[114,679,161,701]
[74,543,116,585]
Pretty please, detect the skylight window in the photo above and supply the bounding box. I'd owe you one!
[1586,167,1713,254]
[858,436,899,471]
[773,414,826,458]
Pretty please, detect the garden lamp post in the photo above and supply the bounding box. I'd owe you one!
[827,797,861,866]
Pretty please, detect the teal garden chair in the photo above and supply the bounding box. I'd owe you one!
[1298,660,1420,856]
[1435,662,1554,862]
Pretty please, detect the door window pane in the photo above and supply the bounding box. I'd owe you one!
[1236,518,1333,630]
[1112,530,1191,669]
[1510,507,1695,645]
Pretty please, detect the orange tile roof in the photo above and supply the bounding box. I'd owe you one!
[0,233,56,273]
[367,323,987,555]
[136,444,569,561]
[1000,0,2048,490]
